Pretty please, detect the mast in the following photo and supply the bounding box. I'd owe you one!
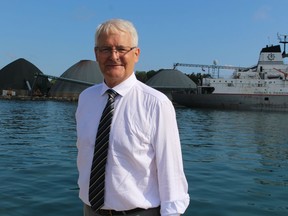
[278,33,288,58]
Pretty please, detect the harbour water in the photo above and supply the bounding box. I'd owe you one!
[0,100,287,216]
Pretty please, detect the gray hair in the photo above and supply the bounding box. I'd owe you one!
[95,19,138,47]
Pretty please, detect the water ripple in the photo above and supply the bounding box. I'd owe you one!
[0,101,288,215]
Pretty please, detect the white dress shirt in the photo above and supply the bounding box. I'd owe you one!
[76,73,189,216]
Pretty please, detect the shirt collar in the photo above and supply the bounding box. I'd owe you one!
[100,73,137,97]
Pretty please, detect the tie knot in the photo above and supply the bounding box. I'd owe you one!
[106,89,118,99]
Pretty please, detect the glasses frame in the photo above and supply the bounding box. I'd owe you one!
[95,46,137,56]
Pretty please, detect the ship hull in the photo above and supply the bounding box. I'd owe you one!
[172,92,288,111]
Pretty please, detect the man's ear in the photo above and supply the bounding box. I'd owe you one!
[94,47,98,62]
[134,47,140,63]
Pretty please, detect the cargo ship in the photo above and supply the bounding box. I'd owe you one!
[172,34,288,111]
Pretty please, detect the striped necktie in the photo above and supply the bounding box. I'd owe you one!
[89,89,118,211]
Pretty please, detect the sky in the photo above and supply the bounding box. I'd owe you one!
[1,0,288,77]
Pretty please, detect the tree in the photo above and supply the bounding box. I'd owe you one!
[185,72,211,85]
[135,71,147,83]
[135,70,159,83]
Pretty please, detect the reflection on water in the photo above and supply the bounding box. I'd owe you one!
[177,108,288,216]
[0,101,287,216]
[0,100,81,216]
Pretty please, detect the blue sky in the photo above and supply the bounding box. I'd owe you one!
[1,0,288,77]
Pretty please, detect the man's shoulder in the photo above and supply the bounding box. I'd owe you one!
[135,81,169,101]
[79,83,102,98]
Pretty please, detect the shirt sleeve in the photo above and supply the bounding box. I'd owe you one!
[152,100,190,216]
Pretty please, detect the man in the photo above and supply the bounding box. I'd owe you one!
[76,18,189,216]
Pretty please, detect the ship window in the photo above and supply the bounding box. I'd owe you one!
[264,97,269,101]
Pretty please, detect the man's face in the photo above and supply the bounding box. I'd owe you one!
[95,31,140,88]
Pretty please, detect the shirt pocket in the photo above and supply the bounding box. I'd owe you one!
[110,114,152,164]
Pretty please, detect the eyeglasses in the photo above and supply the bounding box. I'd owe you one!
[95,46,136,56]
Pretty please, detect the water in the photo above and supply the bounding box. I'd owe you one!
[0,100,287,216]
[178,108,288,216]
